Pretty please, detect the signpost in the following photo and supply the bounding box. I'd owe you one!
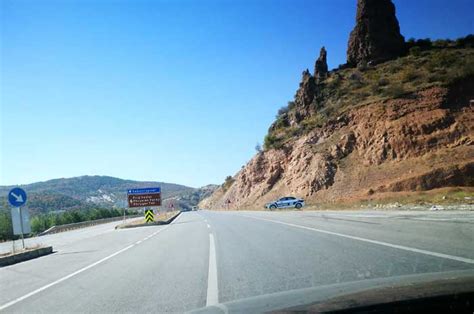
[127,187,161,208]
[11,207,31,235]
[144,209,154,222]
[127,188,161,195]
[127,187,161,223]
[8,187,29,250]
[127,193,162,208]
[8,187,27,207]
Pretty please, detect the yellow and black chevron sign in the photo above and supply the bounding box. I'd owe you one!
[144,209,154,222]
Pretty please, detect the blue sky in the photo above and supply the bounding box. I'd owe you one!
[1,0,473,188]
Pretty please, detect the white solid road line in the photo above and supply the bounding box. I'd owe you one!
[0,226,170,312]
[0,244,132,311]
[410,217,474,222]
[206,233,219,306]
[243,215,474,265]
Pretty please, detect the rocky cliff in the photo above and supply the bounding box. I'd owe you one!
[347,0,405,66]
[201,75,473,209]
[200,0,474,210]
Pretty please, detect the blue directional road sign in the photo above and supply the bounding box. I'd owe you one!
[127,187,161,195]
[8,187,27,207]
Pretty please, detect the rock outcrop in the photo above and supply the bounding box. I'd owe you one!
[314,47,328,83]
[269,47,329,131]
[284,47,328,127]
[200,79,474,209]
[297,70,316,107]
[347,0,405,66]
[280,69,317,127]
[199,1,473,210]
[294,69,316,115]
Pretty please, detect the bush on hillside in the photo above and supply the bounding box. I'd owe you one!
[400,66,419,82]
[222,176,235,192]
[382,83,406,98]
[455,34,474,48]
[277,105,289,117]
[409,46,421,57]
[264,134,284,150]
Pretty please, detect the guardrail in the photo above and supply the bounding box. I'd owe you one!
[38,215,142,236]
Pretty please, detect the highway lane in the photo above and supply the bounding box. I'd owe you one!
[234,210,474,260]
[1,210,473,312]
[209,210,474,303]
[0,220,168,306]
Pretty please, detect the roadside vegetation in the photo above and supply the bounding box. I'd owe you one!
[362,187,474,206]
[221,175,235,192]
[0,207,139,241]
[264,35,474,150]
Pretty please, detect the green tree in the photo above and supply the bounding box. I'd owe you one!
[31,215,49,233]
[0,211,13,241]
[222,176,235,191]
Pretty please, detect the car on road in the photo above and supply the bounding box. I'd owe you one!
[265,196,305,210]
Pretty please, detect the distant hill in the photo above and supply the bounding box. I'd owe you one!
[0,176,217,214]
[162,184,219,210]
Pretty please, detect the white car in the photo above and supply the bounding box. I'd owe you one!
[265,197,305,210]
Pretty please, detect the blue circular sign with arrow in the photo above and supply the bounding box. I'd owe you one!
[8,187,27,207]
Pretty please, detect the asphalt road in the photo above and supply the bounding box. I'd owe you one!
[1,210,473,313]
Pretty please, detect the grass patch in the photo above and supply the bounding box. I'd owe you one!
[264,47,474,148]
[359,187,474,206]
[298,187,474,211]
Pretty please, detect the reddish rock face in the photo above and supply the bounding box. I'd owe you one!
[200,80,474,209]
[347,0,405,66]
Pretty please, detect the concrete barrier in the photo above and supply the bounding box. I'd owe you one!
[0,246,53,267]
[38,215,142,236]
[116,211,181,229]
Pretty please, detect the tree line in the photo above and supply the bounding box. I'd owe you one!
[0,208,139,241]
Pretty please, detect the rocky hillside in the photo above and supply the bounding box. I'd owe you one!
[200,0,474,210]
[161,184,219,210]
